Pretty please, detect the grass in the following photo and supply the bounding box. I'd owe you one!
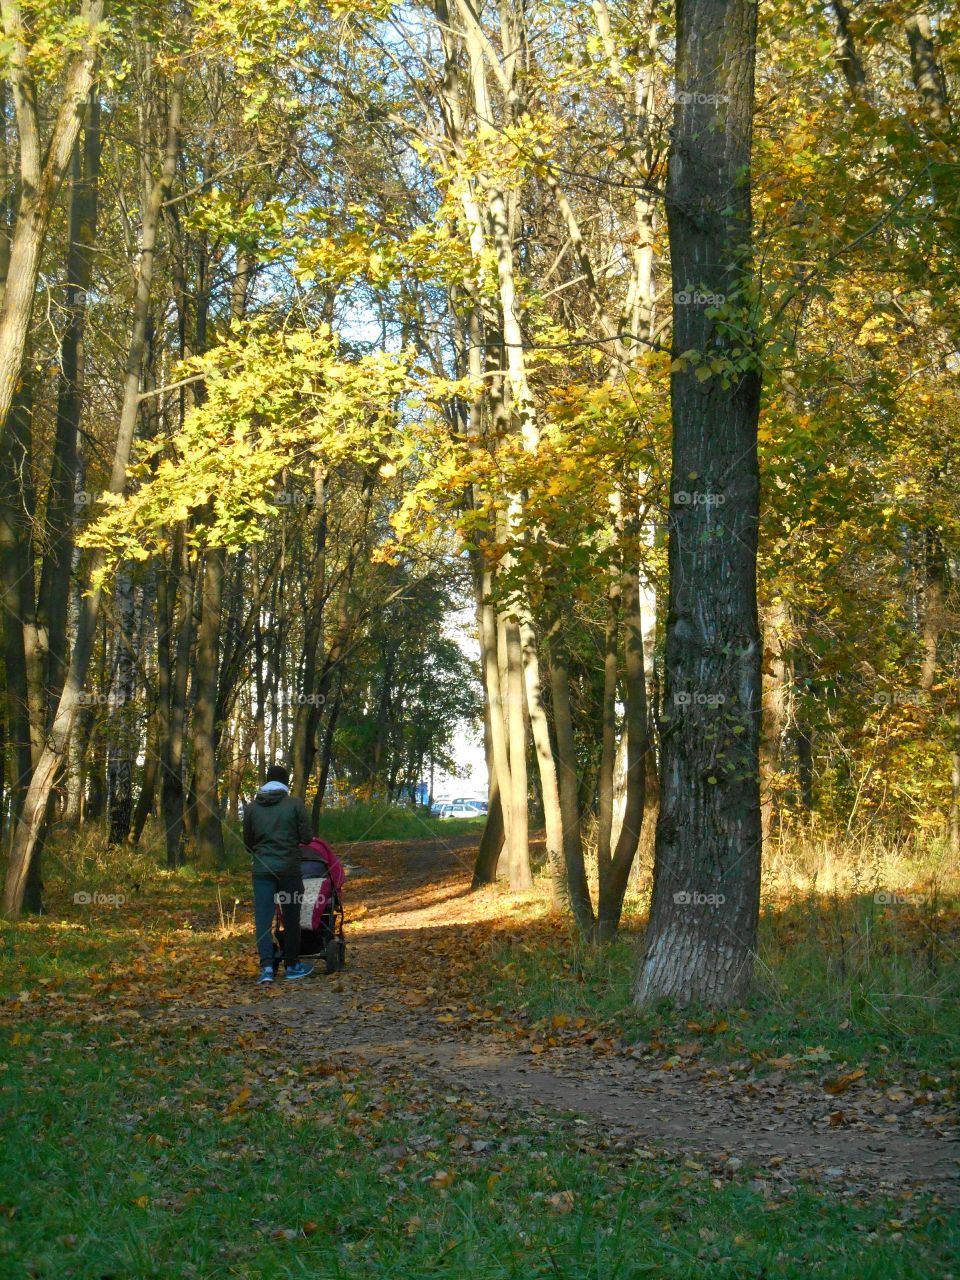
[480,828,960,1081]
[310,800,486,846]
[1,1022,955,1280]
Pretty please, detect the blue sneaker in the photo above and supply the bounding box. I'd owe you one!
[285,961,314,981]
[257,966,274,984]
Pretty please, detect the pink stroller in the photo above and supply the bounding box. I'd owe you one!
[272,837,346,974]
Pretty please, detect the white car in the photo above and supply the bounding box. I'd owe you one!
[438,802,479,819]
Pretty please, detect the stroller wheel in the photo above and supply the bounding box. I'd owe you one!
[325,937,343,974]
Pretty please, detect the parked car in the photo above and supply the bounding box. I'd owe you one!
[437,802,483,819]
[430,796,487,817]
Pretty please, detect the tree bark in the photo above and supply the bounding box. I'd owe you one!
[0,0,105,445]
[599,552,648,938]
[549,646,595,934]
[37,95,101,719]
[189,547,226,869]
[3,70,184,917]
[635,0,762,1006]
[106,567,136,843]
[760,599,788,851]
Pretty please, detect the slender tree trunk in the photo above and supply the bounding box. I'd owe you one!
[106,568,136,843]
[472,696,506,886]
[0,386,40,909]
[635,0,762,1006]
[479,571,514,866]
[158,541,193,869]
[598,552,648,938]
[503,614,531,889]
[0,0,105,445]
[38,96,100,717]
[3,71,184,917]
[519,620,563,896]
[549,646,595,934]
[760,599,788,853]
[189,547,226,869]
[130,717,158,844]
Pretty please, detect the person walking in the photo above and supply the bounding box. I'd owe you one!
[243,764,314,983]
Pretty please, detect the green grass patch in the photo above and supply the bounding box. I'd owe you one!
[1,1021,954,1279]
[305,801,485,847]
[480,889,960,1081]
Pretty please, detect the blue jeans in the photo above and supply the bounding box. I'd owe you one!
[253,869,304,967]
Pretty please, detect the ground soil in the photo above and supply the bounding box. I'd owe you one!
[183,834,959,1202]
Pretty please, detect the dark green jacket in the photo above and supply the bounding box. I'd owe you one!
[243,785,312,875]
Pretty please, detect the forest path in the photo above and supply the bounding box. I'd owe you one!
[191,833,959,1201]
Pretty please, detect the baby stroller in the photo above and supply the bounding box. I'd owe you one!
[272,837,346,975]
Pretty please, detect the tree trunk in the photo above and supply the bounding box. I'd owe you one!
[107,568,136,843]
[0,385,41,909]
[0,1,105,446]
[549,646,595,935]
[760,599,788,852]
[503,614,531,890]
[598,552,648,938]
[37,95,100,718]
[471,695,506,886]
[479,570,514,865]
[3,70,185,917]
[189,547,226,869]
[130,719,158,845]
[634,0,762,1007]
[157,535,193,868]
[519,619,564,898]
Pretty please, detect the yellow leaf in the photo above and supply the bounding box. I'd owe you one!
[225,1087,252,1115]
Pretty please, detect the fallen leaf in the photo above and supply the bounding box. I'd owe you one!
[545,1190,574,1213]
[823,1069,865,1096]
[225,1087,252,1115]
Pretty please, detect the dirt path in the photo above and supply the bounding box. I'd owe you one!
[191,835,959,1200]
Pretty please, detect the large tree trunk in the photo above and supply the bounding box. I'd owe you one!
[634,0,762,1007]
[3,70,184,917]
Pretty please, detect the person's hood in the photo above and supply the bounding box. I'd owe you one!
[255,781,290,805]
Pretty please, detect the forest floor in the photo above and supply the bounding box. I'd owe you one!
[1,829,958,1278]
